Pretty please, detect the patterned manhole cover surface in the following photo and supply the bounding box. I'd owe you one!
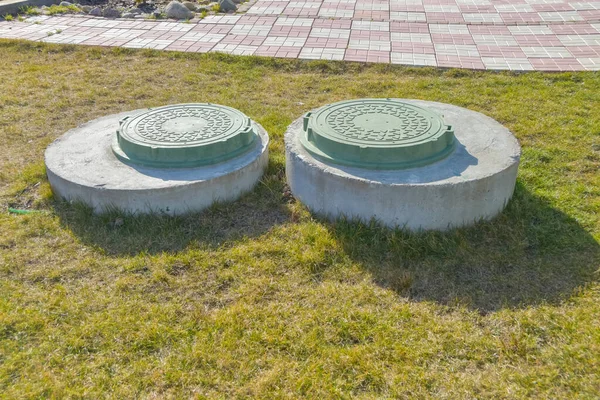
[113,104,257,168]
[300,99,455,169]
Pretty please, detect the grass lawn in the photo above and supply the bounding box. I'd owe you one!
[0,39,599,398]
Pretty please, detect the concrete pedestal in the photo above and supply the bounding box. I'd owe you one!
[45,110,269,215]
[285,100,521,231]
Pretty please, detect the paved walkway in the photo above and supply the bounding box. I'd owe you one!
[1,0,600,71]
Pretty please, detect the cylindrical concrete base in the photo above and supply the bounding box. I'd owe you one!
[285,100,520,231]
[45,110,269,215]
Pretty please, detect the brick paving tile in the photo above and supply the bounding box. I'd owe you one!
[3,0,600,71]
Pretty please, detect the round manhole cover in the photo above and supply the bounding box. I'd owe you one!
[112,104,257,168]
[300,99,455,169]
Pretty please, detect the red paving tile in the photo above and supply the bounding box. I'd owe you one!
[4,0,600,71]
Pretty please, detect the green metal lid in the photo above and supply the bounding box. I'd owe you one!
[300,99,455,169]
[112,104,257,168]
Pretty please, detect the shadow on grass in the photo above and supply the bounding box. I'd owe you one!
[326,182,600,313]
[55,174,598,312]
[54,177,290,256]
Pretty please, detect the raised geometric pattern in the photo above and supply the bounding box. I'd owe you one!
[126,105,244,146]
[326,103,432,143]
[134,108,233,144]
[113,103,257,168]
[300,99,455,169]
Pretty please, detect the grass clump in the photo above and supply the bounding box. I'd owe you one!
[0,40,598,398]
[18,5,40,15]
[45,4,80,15]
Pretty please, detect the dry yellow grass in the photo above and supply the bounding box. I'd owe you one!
[0,40,599,398]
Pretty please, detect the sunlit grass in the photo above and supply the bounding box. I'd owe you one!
[0,40,599,398]
[45,4,80,15]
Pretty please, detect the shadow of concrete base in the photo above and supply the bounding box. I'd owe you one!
[54,170,290,256]
[326,182,600,313]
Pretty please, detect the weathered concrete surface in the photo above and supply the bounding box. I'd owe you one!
[0,0,59,14]
[45,110,269,215]
[285,99,521,231]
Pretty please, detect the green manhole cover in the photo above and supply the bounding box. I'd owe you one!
[112,104,257,168]
[300,99,455,169]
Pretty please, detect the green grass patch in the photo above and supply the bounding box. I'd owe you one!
[0,40,599,398]
[45,4,80,15]
[18,5,40,16]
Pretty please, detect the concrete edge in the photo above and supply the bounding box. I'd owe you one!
[284,100,522,188]
[0,0,59,15]
[45,111,271,215]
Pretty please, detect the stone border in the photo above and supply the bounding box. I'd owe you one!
[0,0,58,15]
